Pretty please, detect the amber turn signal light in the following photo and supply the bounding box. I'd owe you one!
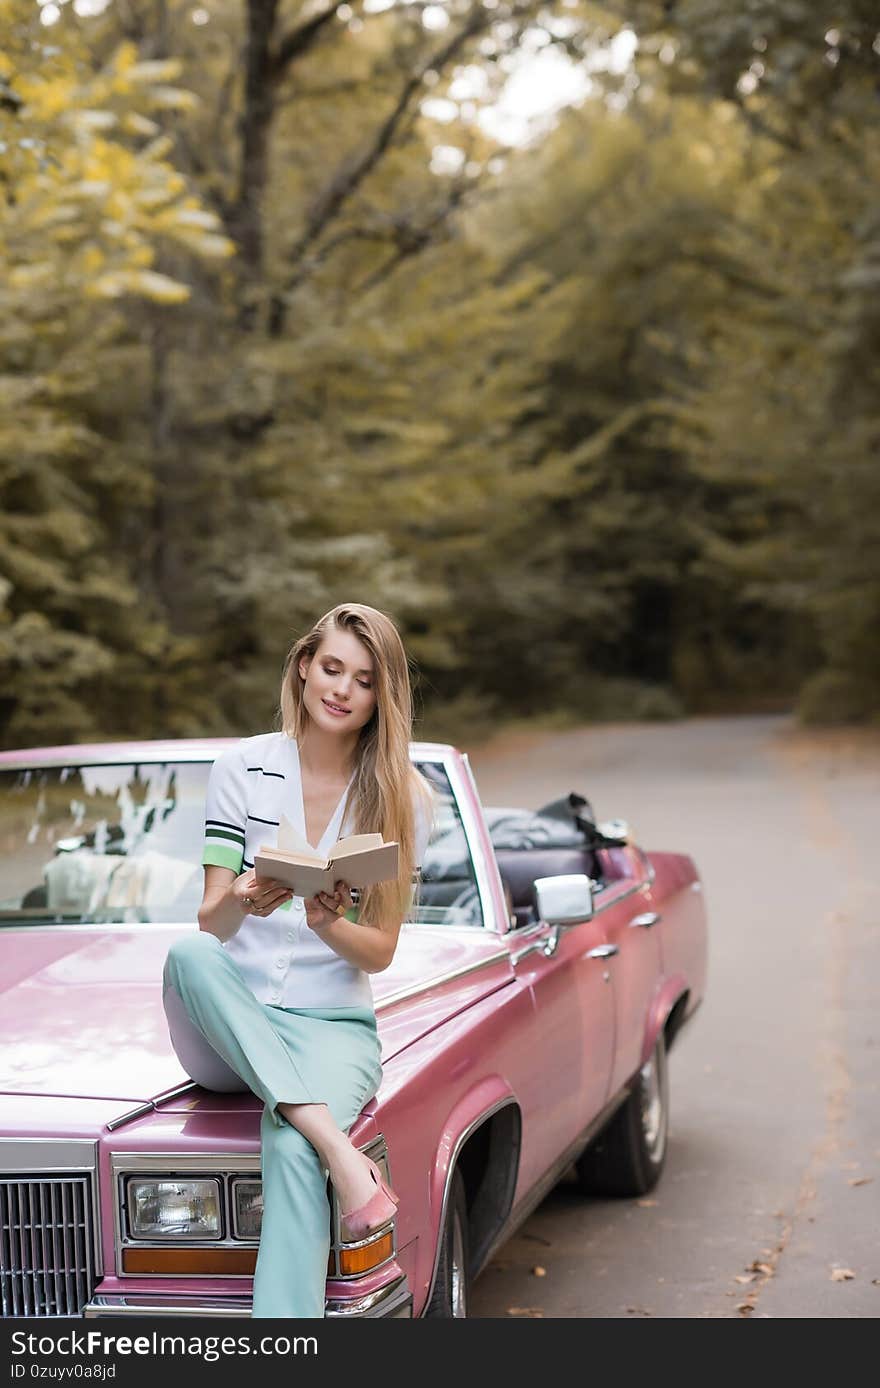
[122,1247,257,1275]
[337,1231,394,1276]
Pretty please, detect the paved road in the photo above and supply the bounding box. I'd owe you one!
[460,714,880,1318]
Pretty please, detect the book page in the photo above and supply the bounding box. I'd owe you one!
[330,833,384,859]
[253,852,335,895]
[328,840,399,887]
[258,844,329,867]
[254,836,399,895]
[276,814,325,861]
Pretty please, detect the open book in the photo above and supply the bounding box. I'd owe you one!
[253,814,399,898]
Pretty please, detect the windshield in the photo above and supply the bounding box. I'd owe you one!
[0,756,483,928]
[0,761,210,924]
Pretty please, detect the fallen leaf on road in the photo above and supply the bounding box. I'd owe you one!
[830,1268,856,1282]
[848,1177,873,1187]
[626,1307,654,1316]
[749,1260,774,1276]
[637,1198,658,1207]
[531,1266,546,1277]
[507,1307,544,1317]
[737,1302,756,1315]
[734,1274,756,1285]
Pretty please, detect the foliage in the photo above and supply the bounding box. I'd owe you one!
[605,0,880,722]
[1,0,876,746]
[0,0,233,745]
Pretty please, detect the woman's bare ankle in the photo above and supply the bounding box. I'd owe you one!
[322,1131,358,1174]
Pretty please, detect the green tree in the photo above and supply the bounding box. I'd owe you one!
[610,0,880,720]
[0,0,233,744]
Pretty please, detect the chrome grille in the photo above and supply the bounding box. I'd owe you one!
[1,1176,95,1317]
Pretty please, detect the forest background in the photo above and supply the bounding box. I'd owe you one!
[1,0,877,750]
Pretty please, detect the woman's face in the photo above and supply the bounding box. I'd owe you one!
[298,629,378,737]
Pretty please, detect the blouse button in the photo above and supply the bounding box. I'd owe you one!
[286,931,295,942]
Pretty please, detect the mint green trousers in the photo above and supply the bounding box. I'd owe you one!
[162,931,382,1319]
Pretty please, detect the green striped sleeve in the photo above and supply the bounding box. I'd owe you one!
[202,842,244,872]
[203,810,245,873]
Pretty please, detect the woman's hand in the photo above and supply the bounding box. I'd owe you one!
[304,879,354,931]
[232,870,293,917]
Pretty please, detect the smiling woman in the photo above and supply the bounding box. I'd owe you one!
[161,602,435,1319]
[298,633,377,747]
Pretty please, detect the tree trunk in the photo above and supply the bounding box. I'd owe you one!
[229,0,281,324]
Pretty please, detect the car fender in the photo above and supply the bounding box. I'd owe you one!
[640,973,689,1067]
[430,1074,518,1219]
[421,1075,518,1307]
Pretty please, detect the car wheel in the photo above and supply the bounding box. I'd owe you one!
[423,1168,469,1318]
[575,1031,669,1197]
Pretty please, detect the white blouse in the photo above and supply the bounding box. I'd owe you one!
[202,731,433,1009]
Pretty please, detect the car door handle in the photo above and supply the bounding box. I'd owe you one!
[585,943,619,959]
[630,911,661,929]
[512,928,558,965]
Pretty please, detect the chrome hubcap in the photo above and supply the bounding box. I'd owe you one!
[639,1040,668,1161]
[450,1215,467,1317]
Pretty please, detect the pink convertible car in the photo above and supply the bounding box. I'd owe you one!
[0,739,707,1319]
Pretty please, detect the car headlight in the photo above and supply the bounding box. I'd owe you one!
[126,1179,222,1240]
[232,1179,263,1239]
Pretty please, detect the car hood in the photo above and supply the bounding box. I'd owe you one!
[0,924,512,1104]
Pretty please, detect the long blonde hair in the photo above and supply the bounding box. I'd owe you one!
[278,603,433,930]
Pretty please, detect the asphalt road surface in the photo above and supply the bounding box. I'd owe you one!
[460,714,880,1318]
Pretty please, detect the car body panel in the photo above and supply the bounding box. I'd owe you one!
[0,923,515,1101]
[506,911,615,1168]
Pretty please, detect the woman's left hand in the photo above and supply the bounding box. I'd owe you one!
[304,879,354,931]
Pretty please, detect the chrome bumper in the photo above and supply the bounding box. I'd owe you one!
[83,1275,412,1319]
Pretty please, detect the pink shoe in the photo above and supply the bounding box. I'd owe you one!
[340,1157,399,1242]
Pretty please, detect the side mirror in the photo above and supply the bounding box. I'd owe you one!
[533,873,595,927]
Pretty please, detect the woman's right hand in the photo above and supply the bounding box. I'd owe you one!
[232,870,293,917]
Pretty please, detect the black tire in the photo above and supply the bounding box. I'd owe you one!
[575,1032,669,1197]
[423,1168,469,1318]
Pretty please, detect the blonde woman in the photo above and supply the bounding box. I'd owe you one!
[162,603,434,1318]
